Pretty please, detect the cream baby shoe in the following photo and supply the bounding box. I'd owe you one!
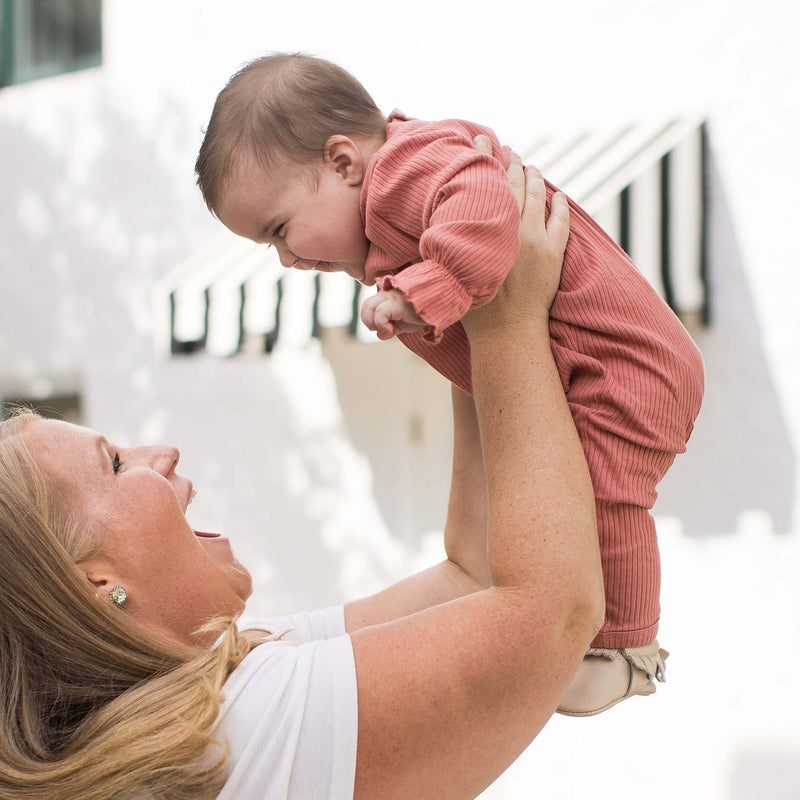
[557,640,668,717]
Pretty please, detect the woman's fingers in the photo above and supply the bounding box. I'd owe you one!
[521,165,547,229]
[511,172,569,313]
[464,135,570,324]
[506,149,525,212]
[519,169,569,260]
[472,134,492,156]
[546,191,570,254]
[474,136,526,213]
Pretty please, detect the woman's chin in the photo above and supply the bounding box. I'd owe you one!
[234,563,254,601]
[195,531,253,601]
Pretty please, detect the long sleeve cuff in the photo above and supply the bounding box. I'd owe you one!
[379,259,475,342]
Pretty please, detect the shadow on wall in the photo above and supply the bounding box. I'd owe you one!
[147,355,408,615]
[322,332,454,550]
[0,83,212,389]
[654,151,796,536]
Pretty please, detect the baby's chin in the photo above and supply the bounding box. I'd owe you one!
[330,261,366,282]
[291,256,367,282]
[315,260,367,282]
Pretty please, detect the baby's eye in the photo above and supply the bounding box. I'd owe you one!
[112,452,124,474]
[273,223,286,238]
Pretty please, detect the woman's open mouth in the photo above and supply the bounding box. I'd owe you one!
[193,530,222,539]
[188,488,224,539]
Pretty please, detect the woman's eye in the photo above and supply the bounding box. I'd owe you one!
[112,452,124,474]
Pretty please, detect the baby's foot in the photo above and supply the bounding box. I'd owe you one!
[557,640,668,717]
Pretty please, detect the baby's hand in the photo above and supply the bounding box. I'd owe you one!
[360,289,426,340]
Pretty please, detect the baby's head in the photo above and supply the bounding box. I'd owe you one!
[196,53,386,280]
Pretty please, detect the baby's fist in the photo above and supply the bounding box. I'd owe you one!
[360,289,425,340]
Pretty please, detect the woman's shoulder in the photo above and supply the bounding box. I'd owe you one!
[237,604,347,643]
[211,608,357,799]
[223,605,352,708]
[222,629,353,706]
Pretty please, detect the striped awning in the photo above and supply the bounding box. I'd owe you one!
[524,116,709,325]
[155,117,709,357]
[153,237,369,357]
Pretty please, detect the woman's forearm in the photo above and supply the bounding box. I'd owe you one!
[443,386,492,587]
[468,311,603,622]
[344,560,482,632]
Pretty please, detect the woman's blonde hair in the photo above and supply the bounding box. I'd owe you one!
[0,411,255,799]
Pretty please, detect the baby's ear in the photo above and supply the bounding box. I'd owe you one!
[324,135,365,185]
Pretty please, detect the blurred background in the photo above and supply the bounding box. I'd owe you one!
[1,0,798,797]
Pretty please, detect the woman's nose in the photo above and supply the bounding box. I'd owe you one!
[145,444,180,475]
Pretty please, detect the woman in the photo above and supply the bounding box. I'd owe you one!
[0,155,604,800]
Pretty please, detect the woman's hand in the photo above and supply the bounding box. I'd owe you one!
[464,137,569,339]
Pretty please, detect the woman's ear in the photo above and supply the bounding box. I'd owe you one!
[323,135,366,185]
[75,558,121,604]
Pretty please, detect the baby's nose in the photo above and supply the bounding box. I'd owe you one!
[273,241,296,269]
[278,251,296,269]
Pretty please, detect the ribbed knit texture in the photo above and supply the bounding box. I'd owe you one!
[361,111,520,339]
[361,114,705,648]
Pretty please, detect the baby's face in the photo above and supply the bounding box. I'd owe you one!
[217,160,369,281]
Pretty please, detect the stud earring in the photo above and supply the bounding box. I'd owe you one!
[109,586,128,607]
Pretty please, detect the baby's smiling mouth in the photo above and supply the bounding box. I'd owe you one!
[290,258,323,270]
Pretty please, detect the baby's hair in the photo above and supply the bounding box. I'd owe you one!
[195,52,386,214]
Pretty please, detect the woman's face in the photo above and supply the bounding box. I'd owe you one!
[25,419,253,647]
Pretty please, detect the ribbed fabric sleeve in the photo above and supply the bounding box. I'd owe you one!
[361,112,519,341]
[360,116,705,649]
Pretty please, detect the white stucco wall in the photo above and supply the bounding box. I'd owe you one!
[1,1,798,797]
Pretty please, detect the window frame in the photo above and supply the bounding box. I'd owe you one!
[0,0,102,89]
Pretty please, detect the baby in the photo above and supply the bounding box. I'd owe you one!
[196,53,704,715]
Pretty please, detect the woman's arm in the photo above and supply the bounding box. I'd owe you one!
[442,383,491,586]
[349,166,605,800]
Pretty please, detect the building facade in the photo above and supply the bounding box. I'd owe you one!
[1,2,798,795]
